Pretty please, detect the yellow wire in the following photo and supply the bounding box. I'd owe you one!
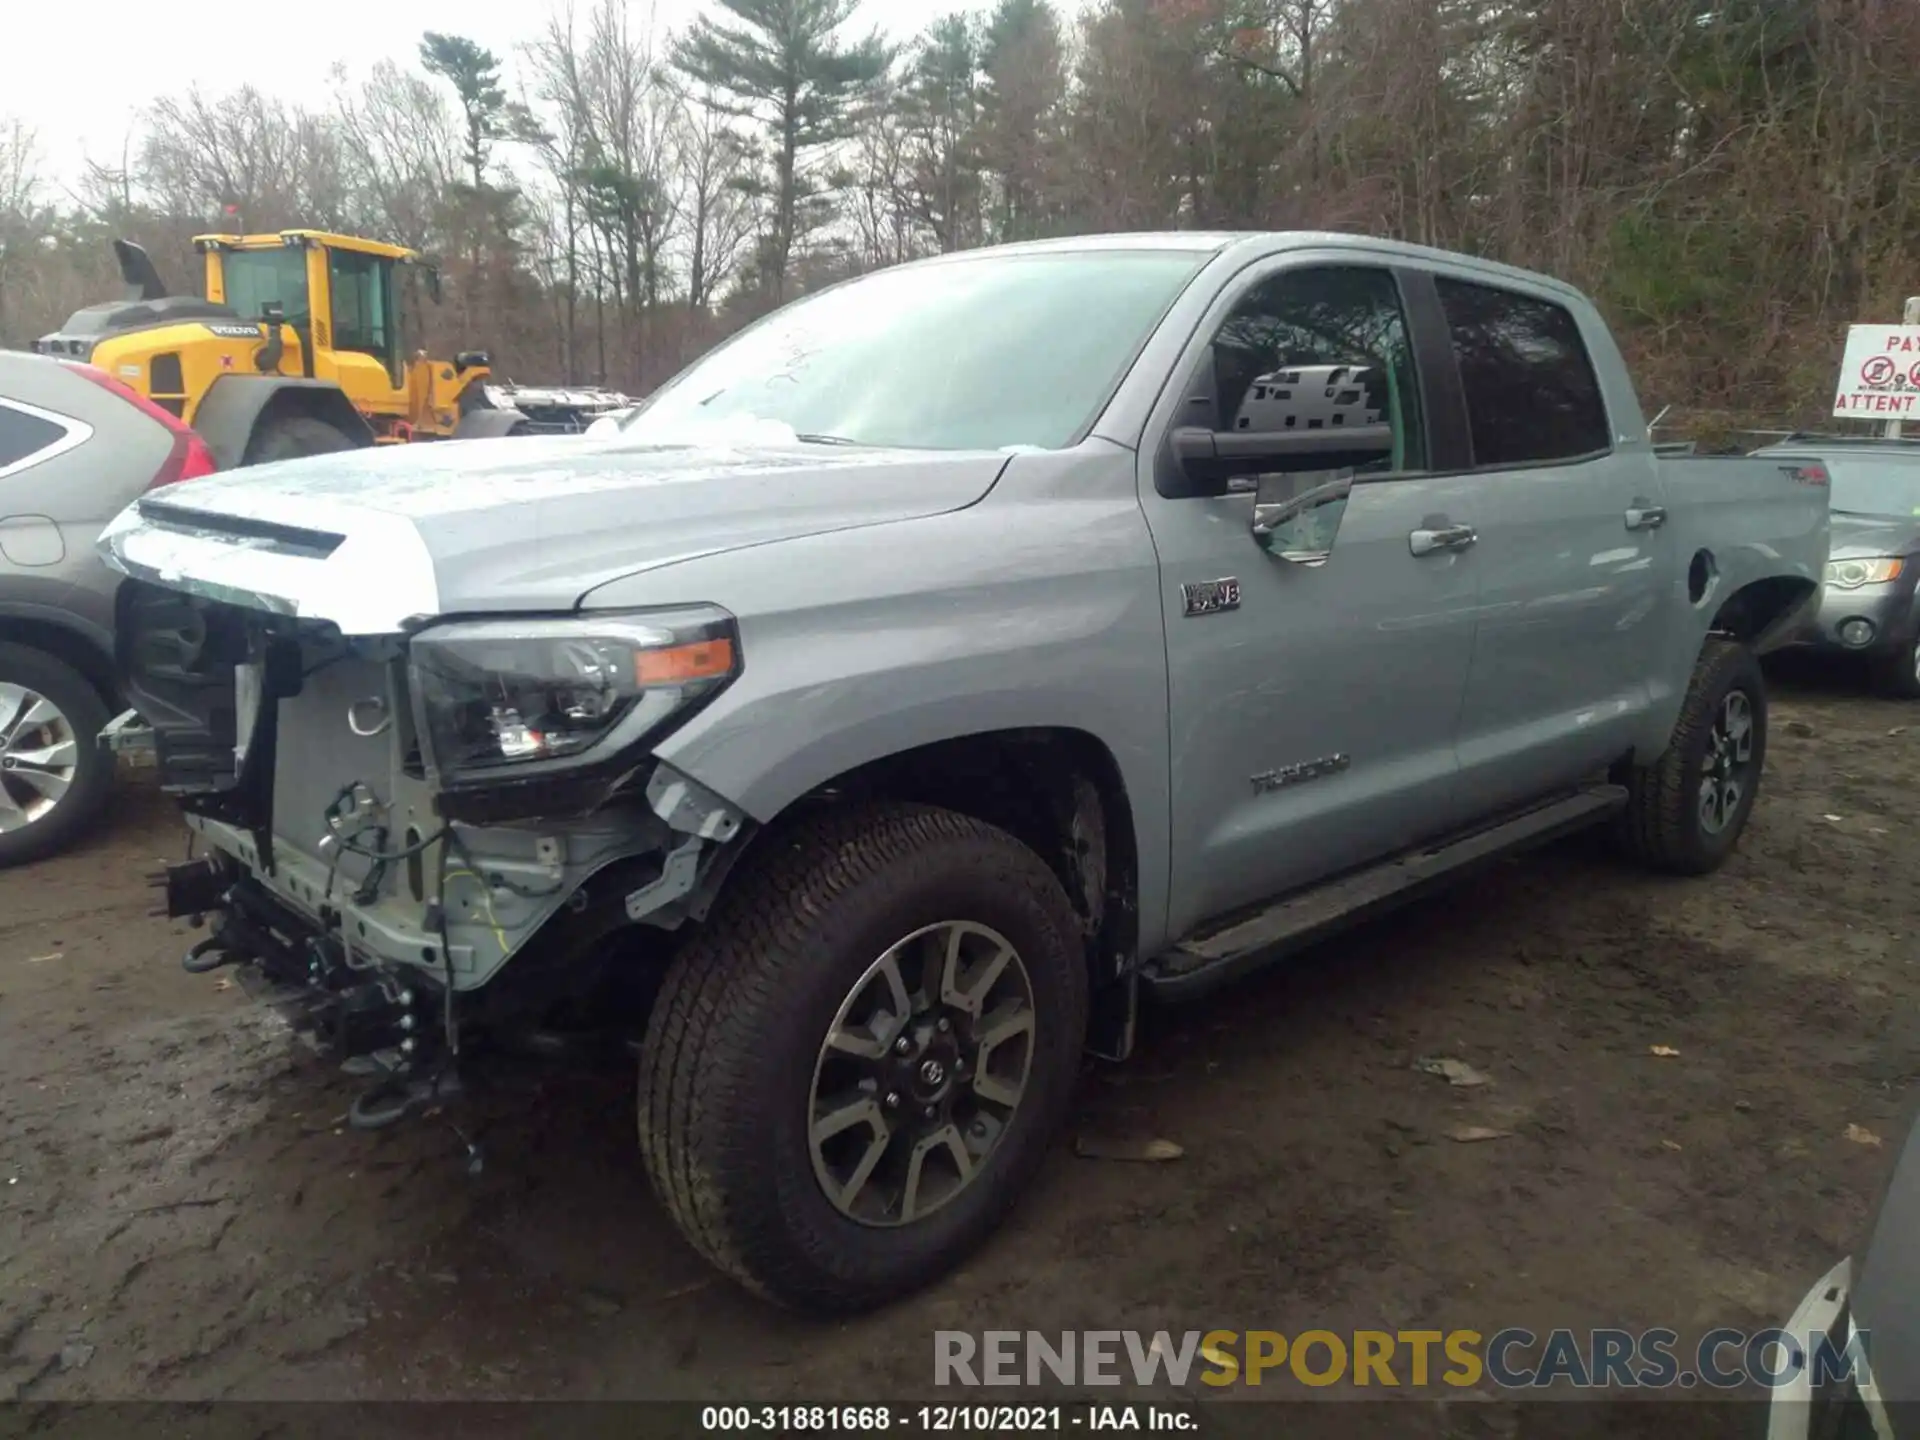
[443,868,511,953]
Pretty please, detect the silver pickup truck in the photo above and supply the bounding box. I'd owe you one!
[98,232,1829,1313]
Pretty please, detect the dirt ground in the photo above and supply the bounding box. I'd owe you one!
[3,658,1917,1429]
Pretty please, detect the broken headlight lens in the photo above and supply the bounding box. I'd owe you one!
[407,607,740,783]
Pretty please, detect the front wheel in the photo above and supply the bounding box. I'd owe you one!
[638,803,1088,1313]
[1615,637,1768,875]
[1871,636,1920,699]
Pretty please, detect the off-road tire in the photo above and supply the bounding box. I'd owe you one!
[1615,637,1767,876]
[245,414,353,465]
[1871,635,1920,699]
[0,644,114,869]
[637,803,1088,1314]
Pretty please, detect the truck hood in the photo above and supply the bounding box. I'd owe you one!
[97,433,1011,635]
[1830,510,1920,562]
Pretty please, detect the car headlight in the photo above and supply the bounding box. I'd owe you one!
[1826,557,1904,589]
[407,607,740,785]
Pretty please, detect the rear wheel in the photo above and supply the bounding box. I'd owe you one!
[245,414,353,465]
[638,803,1088,1313]
[0,645,113,869]
[1615,637,1767,875]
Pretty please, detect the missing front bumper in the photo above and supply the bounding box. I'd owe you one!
[157,858,444,1072]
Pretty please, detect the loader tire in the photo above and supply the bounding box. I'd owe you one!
[637,803,1087,1314]
[245,414,354,465]
[1615,637,1767,876]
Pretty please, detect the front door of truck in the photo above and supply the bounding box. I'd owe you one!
[1423,273,1673,815]
[1139,258,1485,942]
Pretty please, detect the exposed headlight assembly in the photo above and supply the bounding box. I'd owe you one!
[408,607,740,788]
[1826,557,1904,589]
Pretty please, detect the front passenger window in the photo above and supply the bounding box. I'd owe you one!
[1202,266,1426,557]
[1211,265,1428,475]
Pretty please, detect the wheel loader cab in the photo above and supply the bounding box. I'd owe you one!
[203,232,480,438]
[34,229,518,467]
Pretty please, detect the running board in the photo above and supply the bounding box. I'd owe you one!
[1141,784,1628,1003]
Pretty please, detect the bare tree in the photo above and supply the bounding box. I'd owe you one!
[671,88,759,314]
[0,119,45,343]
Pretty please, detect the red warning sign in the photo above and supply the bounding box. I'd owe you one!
[1863,355,1898,386]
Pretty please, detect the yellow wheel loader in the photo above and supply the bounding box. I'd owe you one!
[34,232,630,469]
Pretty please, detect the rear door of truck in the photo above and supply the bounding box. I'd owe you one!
[1414,272,1676,814]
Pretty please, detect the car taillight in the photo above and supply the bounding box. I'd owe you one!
[62,361,218,488]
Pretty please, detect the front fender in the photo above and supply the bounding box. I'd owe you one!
[580,449,1180,953]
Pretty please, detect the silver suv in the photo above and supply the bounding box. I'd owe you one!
[0,350,215,865]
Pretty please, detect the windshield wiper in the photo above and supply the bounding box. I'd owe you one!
[794,432,866,447]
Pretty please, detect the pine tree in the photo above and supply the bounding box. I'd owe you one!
[419,33,511,191]
[671,0,891,300]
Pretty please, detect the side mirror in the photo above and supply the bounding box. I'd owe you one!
[425,268,443,305]
[1166,422,1395,495]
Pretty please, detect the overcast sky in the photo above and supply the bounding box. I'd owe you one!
[5,0,1030,191]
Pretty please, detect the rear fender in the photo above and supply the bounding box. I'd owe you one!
[191,376,374,470]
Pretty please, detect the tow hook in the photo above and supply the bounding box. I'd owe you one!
[347,1068,486,1176]
[182,934,237,974]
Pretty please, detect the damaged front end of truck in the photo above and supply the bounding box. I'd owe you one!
[100,493,753,1136]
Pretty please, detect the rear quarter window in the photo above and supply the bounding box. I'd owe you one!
[0,400,79,479]
[1435,277,1611,468]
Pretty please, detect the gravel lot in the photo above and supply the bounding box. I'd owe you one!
[2,660,1915,1433]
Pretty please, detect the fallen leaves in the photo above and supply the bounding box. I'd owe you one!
[1845,1124,1883,1149]
[1446,1126,1513,1144]
[1650,1045,1681,1058]
[1416,1057,1493,1088]
[1075,1136,1185,1163]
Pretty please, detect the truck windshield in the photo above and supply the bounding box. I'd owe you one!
[221,249,311,325]
[620,250,1209,452]
[1817,456,1920,516]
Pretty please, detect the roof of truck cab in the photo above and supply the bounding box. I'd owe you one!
[909,230,1591,301]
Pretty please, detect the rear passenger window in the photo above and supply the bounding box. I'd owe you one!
[0,402,69,474]
[1434,278,1611,467]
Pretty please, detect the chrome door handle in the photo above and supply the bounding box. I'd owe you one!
[1625,503,1668,531]
[1409,524,1477,556]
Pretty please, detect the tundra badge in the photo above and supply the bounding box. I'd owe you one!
[1252,754,1351,794]
[1182,577,1241,617]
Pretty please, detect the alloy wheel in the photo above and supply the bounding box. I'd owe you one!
[1699,689,1755,836]
[808,920,1037,1228]
[0,683,78,834]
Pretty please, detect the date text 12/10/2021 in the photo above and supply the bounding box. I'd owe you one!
[699,1405,1199,1433]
